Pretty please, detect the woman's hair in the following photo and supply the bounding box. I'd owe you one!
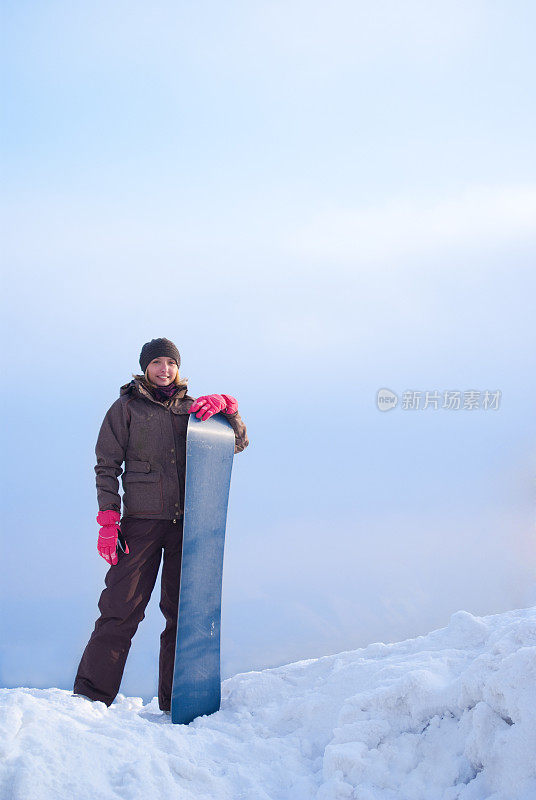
[131,368,188,389]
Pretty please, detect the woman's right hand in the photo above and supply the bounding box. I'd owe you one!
[96,510,127,566]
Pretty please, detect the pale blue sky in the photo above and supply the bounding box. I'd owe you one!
[2,1,536,702]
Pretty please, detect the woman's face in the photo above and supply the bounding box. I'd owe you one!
[146,357,178,386]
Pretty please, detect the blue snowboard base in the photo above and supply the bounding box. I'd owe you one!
[170,412,235,725]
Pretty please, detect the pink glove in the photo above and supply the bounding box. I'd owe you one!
[189,394,238,421]
[96,509,128,566]
[221,394,238,414]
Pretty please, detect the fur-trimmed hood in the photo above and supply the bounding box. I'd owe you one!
[119,375,191,408]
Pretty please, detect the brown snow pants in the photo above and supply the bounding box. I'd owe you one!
[74,516,184,711]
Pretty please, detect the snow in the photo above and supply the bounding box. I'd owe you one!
[1,606,536,800]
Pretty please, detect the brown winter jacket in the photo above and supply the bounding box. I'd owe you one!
[95,377,249,520]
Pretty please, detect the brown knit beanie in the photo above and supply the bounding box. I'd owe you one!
[139,338,181,373]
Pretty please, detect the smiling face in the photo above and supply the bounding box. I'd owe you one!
[146,357,179,387]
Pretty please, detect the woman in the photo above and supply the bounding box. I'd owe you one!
[73,337,249,712]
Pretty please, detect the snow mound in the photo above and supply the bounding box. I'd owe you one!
[1,606,536,800]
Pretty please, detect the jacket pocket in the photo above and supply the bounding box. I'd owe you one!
[122,462,164,514]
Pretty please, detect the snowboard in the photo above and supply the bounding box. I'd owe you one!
[170,412,235,725]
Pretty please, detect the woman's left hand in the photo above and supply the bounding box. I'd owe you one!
[189,394,238,421]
